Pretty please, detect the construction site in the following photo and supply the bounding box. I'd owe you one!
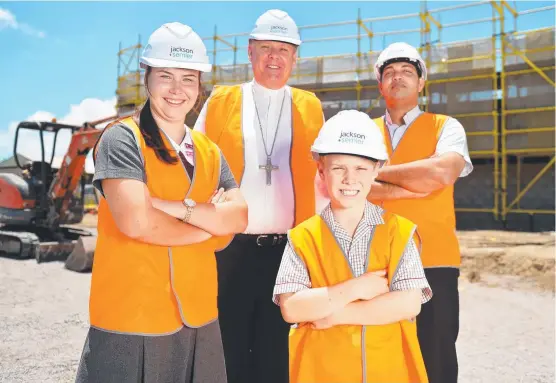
[0,1,554,382]
[115,0,556,232]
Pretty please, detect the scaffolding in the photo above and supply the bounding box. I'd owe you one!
[116,36,145,116]
[115,1,555,227]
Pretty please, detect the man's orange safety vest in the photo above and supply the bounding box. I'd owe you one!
[203,84,324,226]
[287,211,428,383]
[90,117,224,335]
[371,113,461,268]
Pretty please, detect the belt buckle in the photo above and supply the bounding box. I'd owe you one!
[256,235,268,247]
[256,235,279,247]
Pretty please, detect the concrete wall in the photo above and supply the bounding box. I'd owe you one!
[455,161,555,232]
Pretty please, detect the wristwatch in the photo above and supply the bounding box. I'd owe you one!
[181,198,196,223]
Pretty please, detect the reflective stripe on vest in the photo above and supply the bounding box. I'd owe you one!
[90,117,222,335]
[287,212,428,383]
[204,84,323,226]
[371,113,461,268]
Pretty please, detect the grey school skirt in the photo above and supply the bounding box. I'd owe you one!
[75,321,227,383]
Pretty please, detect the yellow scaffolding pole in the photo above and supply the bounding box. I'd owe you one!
[504,106,556,115]
[506,65,555,77]
[516,155,521,208]
[493,0,509,222]
[491,5,500,219]
[504,156,555,214]
[506,209,555,215]
[419,5,431,112]
[503,39,556,87]
[357,8,362,110]
[505,127,555,135]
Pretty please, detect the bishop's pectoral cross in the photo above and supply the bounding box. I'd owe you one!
[259,156,279,185]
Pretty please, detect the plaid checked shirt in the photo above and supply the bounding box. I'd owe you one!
[273,202,432,305]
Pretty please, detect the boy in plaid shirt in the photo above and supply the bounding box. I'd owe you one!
[273,110,432,383]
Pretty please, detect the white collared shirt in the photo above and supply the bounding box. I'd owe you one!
[159,124,194,165]
[384,106,473,177]
[195,79,325,234]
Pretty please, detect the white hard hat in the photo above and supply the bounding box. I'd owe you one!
[311,110,388,162]
[250,9,301,46]
[140,22,212,72]
[374,42,427,81]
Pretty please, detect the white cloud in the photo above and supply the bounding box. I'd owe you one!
[0,7,46,38]
[0,97,117,174]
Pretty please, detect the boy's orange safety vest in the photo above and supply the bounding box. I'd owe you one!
[287,211,428,383]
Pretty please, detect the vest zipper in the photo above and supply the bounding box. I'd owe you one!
[362,325,368,382]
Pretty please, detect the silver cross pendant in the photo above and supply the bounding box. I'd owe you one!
[259,156,279,185]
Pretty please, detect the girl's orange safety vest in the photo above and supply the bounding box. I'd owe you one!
[371,113,461,268]
[204,84,323,226]
[287,211,428,383]
[89,117,225,335]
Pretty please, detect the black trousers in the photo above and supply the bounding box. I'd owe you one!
[216,236,290,383]
[417,268,460,383]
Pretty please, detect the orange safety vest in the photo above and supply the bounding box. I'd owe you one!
[89,117,223,335]
[371,113,461,268]
[287,211,428,383]
[204,84,323,226]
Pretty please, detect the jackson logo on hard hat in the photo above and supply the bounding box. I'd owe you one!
[169,47,194,59]
[250,9,302,46]
[311,110,389,162]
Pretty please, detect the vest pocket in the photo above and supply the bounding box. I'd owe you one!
[364,322,399,346]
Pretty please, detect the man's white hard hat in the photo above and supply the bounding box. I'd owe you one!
[140,22,212,72]
[250,9,302,46]
[311,110,388,162]
[374,42,427,81]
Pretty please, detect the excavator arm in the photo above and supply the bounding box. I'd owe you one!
[47,115,117,226]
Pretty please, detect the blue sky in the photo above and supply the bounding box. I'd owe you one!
[0,1,554,165]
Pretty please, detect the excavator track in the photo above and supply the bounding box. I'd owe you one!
[0,230,40,260]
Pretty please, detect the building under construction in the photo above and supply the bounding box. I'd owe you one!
[114,1,555,231]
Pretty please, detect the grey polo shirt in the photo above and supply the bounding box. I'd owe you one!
[92,123,237,196]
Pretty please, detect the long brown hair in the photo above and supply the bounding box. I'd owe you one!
[133,66,205,165]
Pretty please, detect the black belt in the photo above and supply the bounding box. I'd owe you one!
[234,233,287,247]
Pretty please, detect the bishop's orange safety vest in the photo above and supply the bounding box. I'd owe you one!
[287,211,428,383]
[204,84,323,226]
[89,116,224,335]
[371,113,461,268]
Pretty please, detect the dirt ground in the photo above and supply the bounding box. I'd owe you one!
[0,218,554,383]
[458,230,555,292]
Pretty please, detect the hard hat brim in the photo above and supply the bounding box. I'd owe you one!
[311,147,388,162]
[249,33,301,46]
[314,152,383,163]
[140,57,212,72]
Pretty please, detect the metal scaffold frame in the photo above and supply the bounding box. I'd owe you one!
[494,1,555,221]
[115,1,555,226]
[116,36,143,112]
[425,0,501,217]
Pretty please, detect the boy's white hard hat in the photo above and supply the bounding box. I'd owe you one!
[250,9,301,46]
[374,42,427,81]
[140,22,212,72]
[311,110,388,162]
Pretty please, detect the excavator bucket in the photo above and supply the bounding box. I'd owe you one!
[37,241,77,262]
[64,235,97,272]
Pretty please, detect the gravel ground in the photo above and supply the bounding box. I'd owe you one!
[0,258,554,383]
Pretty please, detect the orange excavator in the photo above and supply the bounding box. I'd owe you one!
[0,115,117,269]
